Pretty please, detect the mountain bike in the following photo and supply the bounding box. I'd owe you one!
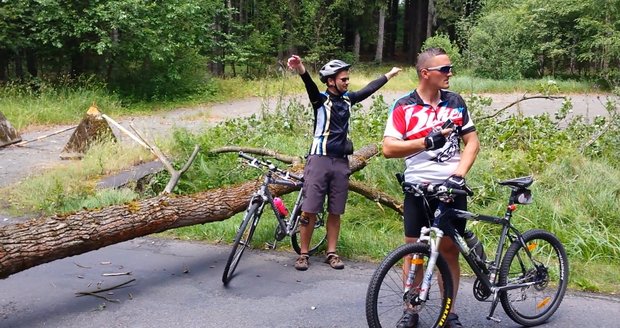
[222,152,326,284]
[365,176,569,327]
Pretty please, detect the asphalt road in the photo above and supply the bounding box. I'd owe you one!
[1,237,618,328]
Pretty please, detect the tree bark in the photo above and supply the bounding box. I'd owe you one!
[412,0,429,62]
[0,49,8,82]
[375,6,386,63]
[386,0,398,60]
[0,145,379,279]
[403,0,413,60]
[353,29,361,61]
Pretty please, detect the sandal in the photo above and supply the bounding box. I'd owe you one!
[324,253,345,270]
[294,254,309,271]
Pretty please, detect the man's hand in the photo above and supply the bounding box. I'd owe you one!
[287,55,305,75]
[385,67,402,80]
[442,174,466,190]
[424,129,446,150]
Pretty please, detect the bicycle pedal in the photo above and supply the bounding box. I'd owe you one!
[265,242,276,250]
[486,316,501,323]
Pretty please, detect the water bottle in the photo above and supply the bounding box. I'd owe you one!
[273,197,289,216]
[464,230,487,263]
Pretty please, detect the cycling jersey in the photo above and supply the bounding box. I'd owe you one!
[300,71,388,157]
[383,89,476,184]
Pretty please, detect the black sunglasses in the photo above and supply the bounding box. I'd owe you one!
[339,77,350,82]
[425,65,453,74]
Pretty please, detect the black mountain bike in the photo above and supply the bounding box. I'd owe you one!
[366,176,569,327]
[222,152,326,284]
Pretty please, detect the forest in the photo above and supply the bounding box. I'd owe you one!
[1,0,619,100]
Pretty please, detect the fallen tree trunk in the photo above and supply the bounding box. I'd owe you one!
[0,145,378,279]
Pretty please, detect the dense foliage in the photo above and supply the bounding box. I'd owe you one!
[467,0,620,87]
[3,0,617,99]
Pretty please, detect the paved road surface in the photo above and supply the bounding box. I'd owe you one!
[1,237,619,328]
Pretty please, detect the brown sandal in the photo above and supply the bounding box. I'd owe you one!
[294,254,310,271]
[324,253,345,270]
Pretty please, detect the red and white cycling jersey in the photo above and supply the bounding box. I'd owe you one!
[384,89,476,184]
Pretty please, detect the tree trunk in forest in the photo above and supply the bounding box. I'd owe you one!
[26,50,37,78]
[427,0,435,38]
[353,29,361,61]
[375,7,386,63]
[386,0,398,60]
[0,145,379,279]
[0,49,8,81]
[14,51,24,81]
[412,0,429,63]
[403,0,412,61]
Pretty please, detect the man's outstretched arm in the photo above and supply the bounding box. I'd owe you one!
[349,67,401,104]
[288,55,322,109]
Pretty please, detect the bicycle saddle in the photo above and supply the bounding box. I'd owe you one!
[498,176,533,188]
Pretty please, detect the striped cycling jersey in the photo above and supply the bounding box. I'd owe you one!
[300,71,387,157]
[383,89,476,184]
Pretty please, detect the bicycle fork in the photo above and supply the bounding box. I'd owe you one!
[406,227,445,305]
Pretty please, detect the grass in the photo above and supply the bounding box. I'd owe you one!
[3,139,153,215]
[0,66,602,132]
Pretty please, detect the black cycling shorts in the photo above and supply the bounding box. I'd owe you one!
[403,192,467,238]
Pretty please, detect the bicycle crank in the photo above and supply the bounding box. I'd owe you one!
[473,277,492,301]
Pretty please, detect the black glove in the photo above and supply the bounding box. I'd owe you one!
[442,174,465,190]
[424,130,446,150]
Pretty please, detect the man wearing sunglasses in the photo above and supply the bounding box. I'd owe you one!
[382,47,480,328]
[287,55,401,271]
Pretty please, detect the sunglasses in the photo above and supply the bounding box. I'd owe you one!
[339,77,350,82]
[425,65,453,74]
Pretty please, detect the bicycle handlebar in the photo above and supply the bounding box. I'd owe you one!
[238,151,304,182]
[403,182,473,197]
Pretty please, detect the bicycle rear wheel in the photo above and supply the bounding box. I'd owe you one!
[290,211,326,255]
[499,229,569,326]
[222,202,261,284]
[365,243,453,328]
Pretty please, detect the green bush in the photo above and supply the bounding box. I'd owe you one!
[421,33,463,71]
[109,50,214,101]
[466,9,536,79]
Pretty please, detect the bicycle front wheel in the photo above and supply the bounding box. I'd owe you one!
[365,243,453,328]
[222,202,261,284]
[290,211,327,255]
[499,229,569,326]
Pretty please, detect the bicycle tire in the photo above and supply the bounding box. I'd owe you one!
[499,229,569,326]
[222,202,261,284]
[365,243,454,328]
[290,211,327,255]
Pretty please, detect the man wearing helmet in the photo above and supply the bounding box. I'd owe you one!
[287,55,401,271]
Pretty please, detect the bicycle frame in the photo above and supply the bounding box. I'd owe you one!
[246,170,304,242]
[410,194,539,321]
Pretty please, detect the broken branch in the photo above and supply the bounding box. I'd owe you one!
[14,125,77,147]
[211,146,303,165]
[479,95,567,121]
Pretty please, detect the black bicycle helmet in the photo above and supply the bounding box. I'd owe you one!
[319,59,352,83]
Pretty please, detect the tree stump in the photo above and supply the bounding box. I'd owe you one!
[0,111,21,148]
[60,104,116,160]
